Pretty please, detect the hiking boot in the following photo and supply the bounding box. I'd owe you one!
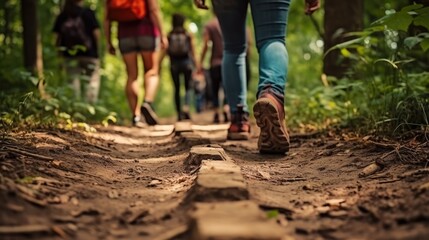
[253,90,290,154]
[227,104,250,140]
[141,102,158,126]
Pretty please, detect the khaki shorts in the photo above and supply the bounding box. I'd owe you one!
[118,36,160,54]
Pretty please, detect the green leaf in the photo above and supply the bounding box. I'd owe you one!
[324,38,363,58]
[414,14,429,30]
[383,12,413,31]
[401,4,423,13]
[420,38,429,52]
[404,36,423,49]
[266,210,279,219]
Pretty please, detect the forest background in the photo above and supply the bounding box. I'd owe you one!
[0,0,428,138]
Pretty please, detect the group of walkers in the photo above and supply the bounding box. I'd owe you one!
[53,0,320,154]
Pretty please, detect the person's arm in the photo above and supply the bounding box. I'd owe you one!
[147,0,168,49]
[305,0,320,15]
[189,32,197,66]
[198,28,210,73]
[104,7,116,55]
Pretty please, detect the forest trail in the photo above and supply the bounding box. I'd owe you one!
[1,112,429,240]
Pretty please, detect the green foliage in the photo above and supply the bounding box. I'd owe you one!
[322,3,429,135]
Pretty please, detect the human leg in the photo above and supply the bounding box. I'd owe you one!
[250,0,291,153]
[182,60,193,120]
[64,58,82,100]
[212,0,250,138]
[209,65,221,123]
[140,36,160,125]
[212,0,248,114]
[170,61,182,119]
[122,52,140,117]
[80,57,100,104]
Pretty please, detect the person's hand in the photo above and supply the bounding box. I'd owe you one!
[193,0,209,10]
[305,0,320,15]
[107,42,116,55]
[160,36,168,50]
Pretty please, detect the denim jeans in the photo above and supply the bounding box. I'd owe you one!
[212,0,290,113]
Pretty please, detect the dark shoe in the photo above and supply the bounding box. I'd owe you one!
[223,111,230,123]
[253,90,290,154]
[227,104,250,140]
[141,102,158,126]
[183,111,191,120]
[213,113,220,124]
[178,111,191,121]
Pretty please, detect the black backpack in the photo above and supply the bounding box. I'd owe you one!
[59,12,92,53]
[168,32,190,57]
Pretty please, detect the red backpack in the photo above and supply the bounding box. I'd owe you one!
[107,0,146,22]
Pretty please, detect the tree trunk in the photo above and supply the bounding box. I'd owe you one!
[21,0,45,96]
[323,0,364,78]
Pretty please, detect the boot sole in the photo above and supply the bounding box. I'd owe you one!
[253,98,290,154]
[141,104,158,126]
[227,131,250,140]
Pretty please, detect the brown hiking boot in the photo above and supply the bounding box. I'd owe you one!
[227,104,250,140]
[253,90,290,154]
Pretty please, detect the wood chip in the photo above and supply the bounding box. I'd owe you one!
[359,163,381,178]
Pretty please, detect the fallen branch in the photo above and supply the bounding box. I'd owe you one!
[5,146,53,161]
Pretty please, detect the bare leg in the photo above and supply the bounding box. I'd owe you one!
[123,52,140,116]
[141,50,159,102]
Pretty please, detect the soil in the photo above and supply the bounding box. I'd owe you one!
[1,111,429,240]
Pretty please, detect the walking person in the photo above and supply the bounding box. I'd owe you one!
[193,0,320,153]
[105,0,167,126]
[167,13,197,121]
[53,0,101,104]
[198,16,229,124]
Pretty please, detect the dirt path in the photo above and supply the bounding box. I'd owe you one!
[1,117,429,239]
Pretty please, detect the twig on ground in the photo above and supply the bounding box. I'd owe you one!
[5,146,53,161]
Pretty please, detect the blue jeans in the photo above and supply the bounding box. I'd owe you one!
[212,0,290,113]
